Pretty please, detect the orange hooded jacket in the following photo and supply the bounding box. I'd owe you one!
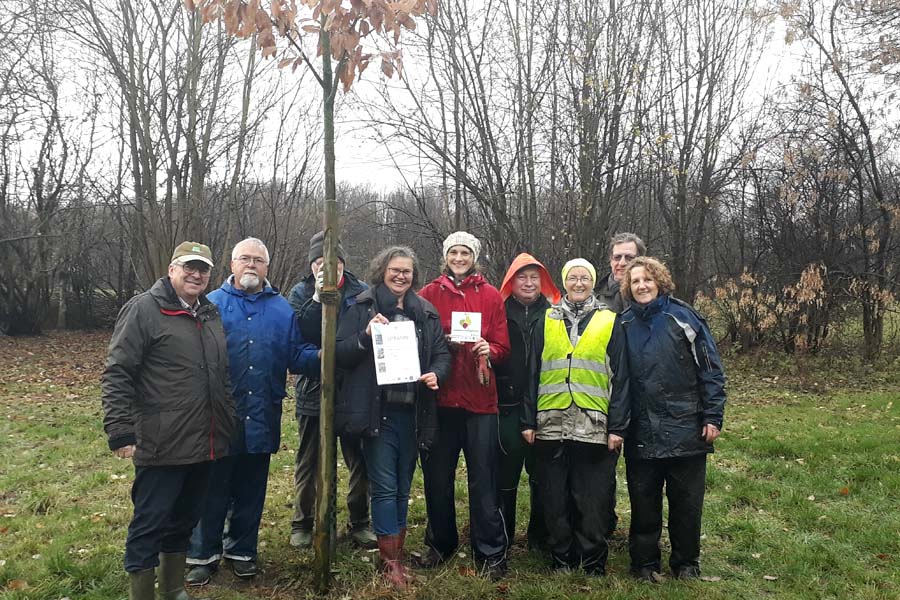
[498,253,561,304]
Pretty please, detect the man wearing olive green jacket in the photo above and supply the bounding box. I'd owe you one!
[102,241,237,600]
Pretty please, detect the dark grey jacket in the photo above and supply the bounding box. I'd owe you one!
[101,277,237,466]
[288,271,367,417]
[595,273,626,313]
[495,295,550,409]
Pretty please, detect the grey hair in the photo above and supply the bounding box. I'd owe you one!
[367,246,420,289]
[232,237,270,263]
[608,232,646,258]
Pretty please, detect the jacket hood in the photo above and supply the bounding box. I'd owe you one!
[498,253,561,304]
[430,270,493,293]
[628,293,669,320]
[149,277,213,312]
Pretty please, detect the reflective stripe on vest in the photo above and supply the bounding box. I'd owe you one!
[537,309,616,413]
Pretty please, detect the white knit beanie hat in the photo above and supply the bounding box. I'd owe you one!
[442,231,481,263]
[561,258,597,285]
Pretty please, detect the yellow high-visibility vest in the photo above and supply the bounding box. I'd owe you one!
[537,309,616,413]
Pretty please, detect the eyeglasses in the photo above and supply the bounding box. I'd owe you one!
[565,276,593,284]
[178,262,212,275]
[612,253,637,263]
[387,267,413,277]
[235,255,268,266]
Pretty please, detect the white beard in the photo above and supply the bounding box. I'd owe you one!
[239,273,261,291]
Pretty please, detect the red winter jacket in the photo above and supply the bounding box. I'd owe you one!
[419,272,511,414]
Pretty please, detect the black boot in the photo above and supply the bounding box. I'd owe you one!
[157,552,195,600]
[526,479,548,550]
[128,568,155,600]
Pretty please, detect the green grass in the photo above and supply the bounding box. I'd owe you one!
[0,332,898,599]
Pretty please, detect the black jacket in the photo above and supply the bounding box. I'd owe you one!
[334,287,452,451]
[495,295,550,409]
[288,270,367,417]
[101,277,237,466]
[607,295,726,460]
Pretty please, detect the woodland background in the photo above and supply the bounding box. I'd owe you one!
[2,0,899,358]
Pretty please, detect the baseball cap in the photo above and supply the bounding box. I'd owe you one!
[171,241,214,267]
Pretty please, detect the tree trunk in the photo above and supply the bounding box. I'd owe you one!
[314,22,339,592]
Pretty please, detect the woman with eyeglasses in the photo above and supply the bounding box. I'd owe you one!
[606,257,726,582]
[521,258,619,575]
[334,246,450,590]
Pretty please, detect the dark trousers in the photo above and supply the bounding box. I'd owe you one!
[534,440,617,573]
[421,408,506,563]
[625,453,707,573]
[187,453,271,565]
[292,414,370,533]
[498,405,546,549]
[125,462,211,572]
[362,404,418,536]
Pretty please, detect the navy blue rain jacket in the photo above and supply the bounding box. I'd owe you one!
[607,294,726,460]
[209,278,319,454]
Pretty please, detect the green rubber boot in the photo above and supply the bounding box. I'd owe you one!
[157,552,193,600]
[128,568,155,600]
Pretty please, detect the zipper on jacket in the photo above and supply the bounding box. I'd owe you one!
[702,343,712,371]
[196,311,217,460]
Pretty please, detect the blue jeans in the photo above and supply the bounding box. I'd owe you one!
[187,453,271,565]
[362,404,417,536]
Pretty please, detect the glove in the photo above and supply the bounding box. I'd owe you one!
[312,270,324,303]
[477,354,491,386]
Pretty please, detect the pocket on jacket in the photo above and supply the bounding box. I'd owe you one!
[665,392,701,418]
[496,377,516,406]
[135,412,161,460]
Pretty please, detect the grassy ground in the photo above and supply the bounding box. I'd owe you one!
[0,331,898,600]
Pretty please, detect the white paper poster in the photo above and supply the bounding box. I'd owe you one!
[372,321,421,386]
[450,311,482,342]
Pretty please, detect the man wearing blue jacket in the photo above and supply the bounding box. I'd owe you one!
[185,238,319,585]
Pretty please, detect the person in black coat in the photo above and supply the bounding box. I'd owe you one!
[494,253,560,551]
[287,231,375,549]
[607,257,726,582]
[335,246,451,590]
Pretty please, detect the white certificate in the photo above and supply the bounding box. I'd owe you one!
[450,311,482,342]
[372,321,421,386]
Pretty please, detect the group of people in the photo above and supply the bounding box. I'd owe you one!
[101,230,726,599]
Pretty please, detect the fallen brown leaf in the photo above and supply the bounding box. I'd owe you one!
[6,580,29,591]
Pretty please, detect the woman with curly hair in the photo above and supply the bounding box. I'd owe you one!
[607,256,726,582]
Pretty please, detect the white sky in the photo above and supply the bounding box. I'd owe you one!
[329,14,806,193]
[17,3,810,200]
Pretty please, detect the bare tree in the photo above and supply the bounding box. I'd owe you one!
[782,0,900,355]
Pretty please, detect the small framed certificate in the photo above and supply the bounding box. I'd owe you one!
[372,321,421,386]
[450,311,482,343]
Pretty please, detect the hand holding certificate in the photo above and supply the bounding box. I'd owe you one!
[372,321,422,386]
[450,311,482,342]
